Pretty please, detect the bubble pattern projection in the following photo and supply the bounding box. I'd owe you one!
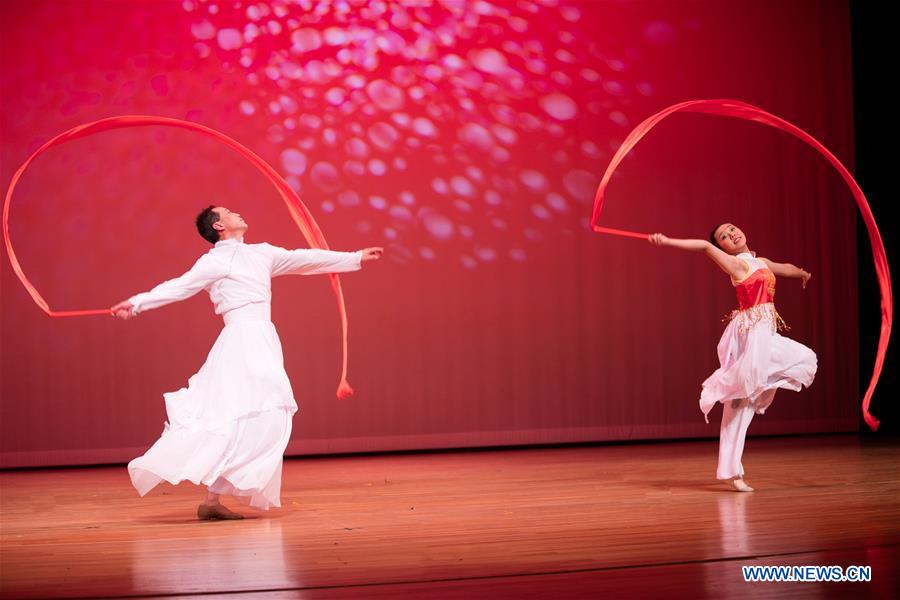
[182,0,686,269]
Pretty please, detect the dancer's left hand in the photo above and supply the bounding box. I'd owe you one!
[800,269,811,289]
[360,247,384,262]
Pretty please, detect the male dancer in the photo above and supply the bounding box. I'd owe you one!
[112,206,382,519]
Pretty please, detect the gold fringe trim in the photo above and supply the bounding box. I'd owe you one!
[724,302,789,334]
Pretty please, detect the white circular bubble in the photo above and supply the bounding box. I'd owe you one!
[609,111,628,126]
[606,58,627,72]
[389,205,413,221]
[603,80,625,95]
[450,176,475,197]
[322,128,337,145]
[531,204,551,221]
[546,192,569,213]
[191,20,215,40]
[368,122,399,151]
[420,247,436,261]
[637,81,655,96]
[461,256,477,270]
[366,79,405,111]
[466,166,484,182]
[469,48,508,74]
[519,170,548,193]
[491,217,508,230]
[369,196,387,210]
[423,64,443,81]
[392,112,411,127]
[323,27,348,45]
[476,247,498,262]
[432,178,448,195]
[325,87,346,106]
[384,227,398,240]
[239,100,256,115]
[391,65,415,86]
[484,190,502,206]
[539,93,577,120]
[412,117,437,138]
[343,161,366,176]
[216,27,243,50]
[393,157,407,170]
[345,73,366,89]
[458,123,493,151]
[491,147,510,163]
[580,68,600,82]
[311,162,340,192]
[442,54,465,70]
[509,16,528,33]
[491,124,518,145]
[300,114,322,130]
[321,200,335,213]
[459,225,474,239]
[355,221,372,234]
[368,158,387,176]
[563,169,599,203]
[551,71,572,87]
[344,137,369,158]
[291,28,322,52]
[338,190,360,207]
[580,140,601,159]
[280,148,307,175]
[420,209,455,241]
[408,86,425,101]
[526,59,547,75]
[453,200,473,213]
[510,248,527,261]
[280,61,302,79]
[278,94,298,113]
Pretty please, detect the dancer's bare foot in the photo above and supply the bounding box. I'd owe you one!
[731,478,754,492]
[197,503,244,520]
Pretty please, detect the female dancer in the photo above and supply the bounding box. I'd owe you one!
[649,223,816,491]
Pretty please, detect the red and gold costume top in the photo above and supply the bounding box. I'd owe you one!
[728,253,788,333]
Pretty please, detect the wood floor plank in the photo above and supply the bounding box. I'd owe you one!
[1,435,897,598]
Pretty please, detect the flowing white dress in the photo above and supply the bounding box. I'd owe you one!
[126,238,361,509]
[699,253,817,480]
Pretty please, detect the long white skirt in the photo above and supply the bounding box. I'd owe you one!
[129,303,297,510]
[700,305,817,421]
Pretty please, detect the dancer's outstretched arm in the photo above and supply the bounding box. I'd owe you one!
[648,233,748,280]
[760,258,811,288]
[110,255,224,320]
[266,244,383,277]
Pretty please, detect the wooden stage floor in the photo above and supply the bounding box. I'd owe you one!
[1,434,898,598]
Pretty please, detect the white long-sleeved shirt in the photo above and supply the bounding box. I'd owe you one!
[129,238,362,315]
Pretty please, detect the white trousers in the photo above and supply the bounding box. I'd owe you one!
[716,389,775,480]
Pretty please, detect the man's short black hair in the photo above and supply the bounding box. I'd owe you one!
[196,205,221,244]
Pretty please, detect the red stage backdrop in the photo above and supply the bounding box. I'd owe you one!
[1,0,859,468]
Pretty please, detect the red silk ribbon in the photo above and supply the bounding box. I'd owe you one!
[591,99,891,431]
[2,116,355,399]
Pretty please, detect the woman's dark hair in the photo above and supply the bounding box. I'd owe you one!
[709,223,727,249]
[196,205,221,244]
